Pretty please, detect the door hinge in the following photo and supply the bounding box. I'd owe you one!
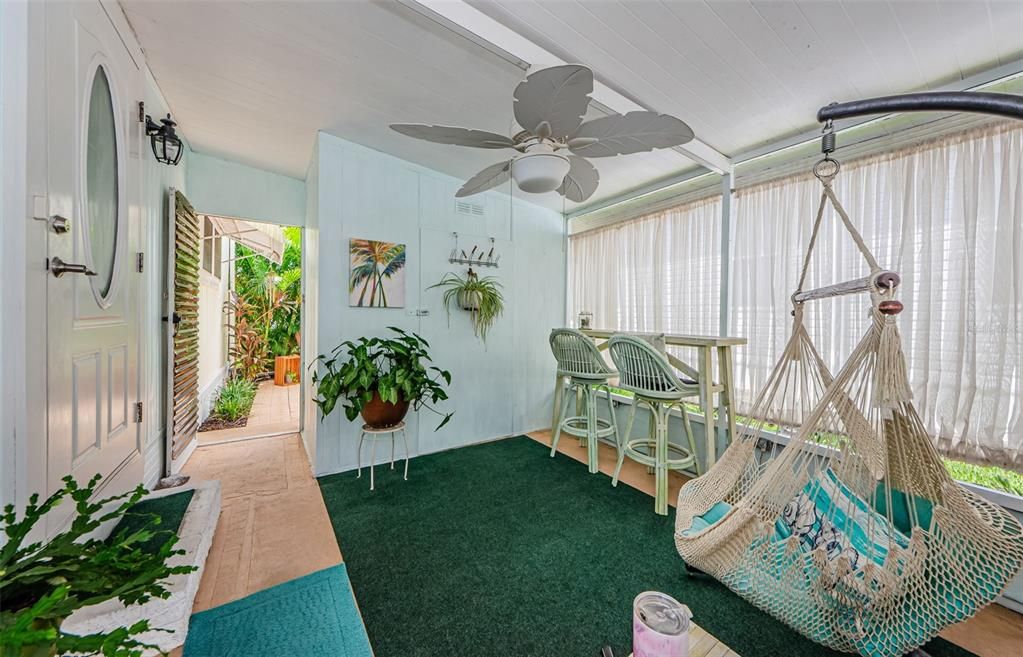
[134,401,143,424]
[138,101,145,123]
[136,252,144,273]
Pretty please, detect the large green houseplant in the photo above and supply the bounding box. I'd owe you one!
[430,269,504,343]
[312,327,453,430]
[0,475,195,657]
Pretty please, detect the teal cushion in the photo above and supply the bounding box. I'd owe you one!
[681,500,733,536]
[872,485,935,534]
[780,469,910,571]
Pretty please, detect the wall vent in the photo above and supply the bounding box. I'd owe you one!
[455,200,485,217]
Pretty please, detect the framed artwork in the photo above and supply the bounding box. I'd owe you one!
[349,238,406,308]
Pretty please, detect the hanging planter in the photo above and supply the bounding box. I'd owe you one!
[458,288,482,311]
[430,268,504,343]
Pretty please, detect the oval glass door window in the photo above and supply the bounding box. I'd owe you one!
[85,65,119,299]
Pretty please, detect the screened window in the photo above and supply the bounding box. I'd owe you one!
[567,196,722,337]
[731,124,1023,469]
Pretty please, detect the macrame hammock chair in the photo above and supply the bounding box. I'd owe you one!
[674,156,1023,657]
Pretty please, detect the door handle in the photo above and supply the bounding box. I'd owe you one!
[49,256,97,278]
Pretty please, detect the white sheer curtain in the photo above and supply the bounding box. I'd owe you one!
[568,196,722,336]
[731,124,1023,470]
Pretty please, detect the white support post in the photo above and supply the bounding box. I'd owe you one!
[718,172,733,337]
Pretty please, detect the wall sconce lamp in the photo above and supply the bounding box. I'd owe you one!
[145,113,184,166]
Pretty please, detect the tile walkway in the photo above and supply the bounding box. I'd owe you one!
[199,379,300,444]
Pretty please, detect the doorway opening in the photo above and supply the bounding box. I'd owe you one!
[194,216,303,446]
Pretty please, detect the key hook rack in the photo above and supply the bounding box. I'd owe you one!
[448,232,499,269]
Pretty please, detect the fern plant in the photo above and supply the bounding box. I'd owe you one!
[0,476,195,657]
[430,270,505,343]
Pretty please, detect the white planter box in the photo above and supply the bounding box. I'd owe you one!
[63,480,221,653]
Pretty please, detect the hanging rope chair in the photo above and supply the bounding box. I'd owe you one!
[674,153,1023,657]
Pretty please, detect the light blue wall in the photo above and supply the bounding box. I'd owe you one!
[186,151,305,226]
[310,132,565,476]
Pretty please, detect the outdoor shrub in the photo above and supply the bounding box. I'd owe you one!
[213,378,258,422]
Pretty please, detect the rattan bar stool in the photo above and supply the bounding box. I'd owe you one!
[549,328,619,474]
[607,335,700,515]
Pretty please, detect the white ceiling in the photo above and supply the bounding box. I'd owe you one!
[122,0,1022,211]
[469,0,1023,157]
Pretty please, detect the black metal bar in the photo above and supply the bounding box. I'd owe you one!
[818,92,1023,123]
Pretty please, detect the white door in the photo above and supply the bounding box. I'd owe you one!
[45,1,143,528]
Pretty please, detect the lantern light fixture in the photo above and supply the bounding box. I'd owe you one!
[145,113,183,166]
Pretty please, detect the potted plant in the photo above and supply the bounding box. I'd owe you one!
[311,326,453,430]
[0,475,195,656]
[430,269,504,343]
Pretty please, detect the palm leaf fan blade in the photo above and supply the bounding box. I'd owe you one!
[558,156,600,203]
[389,124,517,149]
[512,64,594,138]
[457,160,513,198]
[568,111,694,157]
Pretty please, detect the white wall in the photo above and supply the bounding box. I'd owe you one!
[301,138,321,466]
[0,0,29,514]
[140,67,190,487]
[310,133,565,476]
[186,152,305,227]
[196,237,231,422]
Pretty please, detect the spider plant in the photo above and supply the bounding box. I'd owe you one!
[429,269,504,343]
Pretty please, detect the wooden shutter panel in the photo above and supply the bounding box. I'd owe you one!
[165,189,201,470]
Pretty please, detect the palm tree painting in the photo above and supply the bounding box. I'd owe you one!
[349,238,406,308]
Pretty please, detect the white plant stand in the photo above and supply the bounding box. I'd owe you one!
[357,421,410,491]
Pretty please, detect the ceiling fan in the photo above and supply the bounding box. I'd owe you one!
[390,64,695,203]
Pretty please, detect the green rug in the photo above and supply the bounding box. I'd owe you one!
[107,488,194,555]
[183,564,372,657]
[318,436,979,657]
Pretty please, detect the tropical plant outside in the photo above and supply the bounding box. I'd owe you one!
[227,226,302,377]
[349,239,406,308]
[311,327,452,431]
[430,269,504,343]
[0,476,194,657]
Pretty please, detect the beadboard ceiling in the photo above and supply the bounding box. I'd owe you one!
[121,0,1022,210]
[469,0,1023,157]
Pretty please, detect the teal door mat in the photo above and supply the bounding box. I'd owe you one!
[183,564,372,657]
[317,436,977,657]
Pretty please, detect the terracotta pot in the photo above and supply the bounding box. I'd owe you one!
[360,391,410,428]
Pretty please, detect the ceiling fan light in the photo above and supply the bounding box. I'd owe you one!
[511,152,571,194]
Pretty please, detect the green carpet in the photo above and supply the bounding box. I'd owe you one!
[183,564,372,657]
[317,436,977,657]
[107,489,194,555]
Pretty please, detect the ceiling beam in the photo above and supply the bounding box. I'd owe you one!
[403,0,732,175]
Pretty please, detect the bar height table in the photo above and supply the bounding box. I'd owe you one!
[552,330,746,474]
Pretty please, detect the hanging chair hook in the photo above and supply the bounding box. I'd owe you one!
[813,118,841,182]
